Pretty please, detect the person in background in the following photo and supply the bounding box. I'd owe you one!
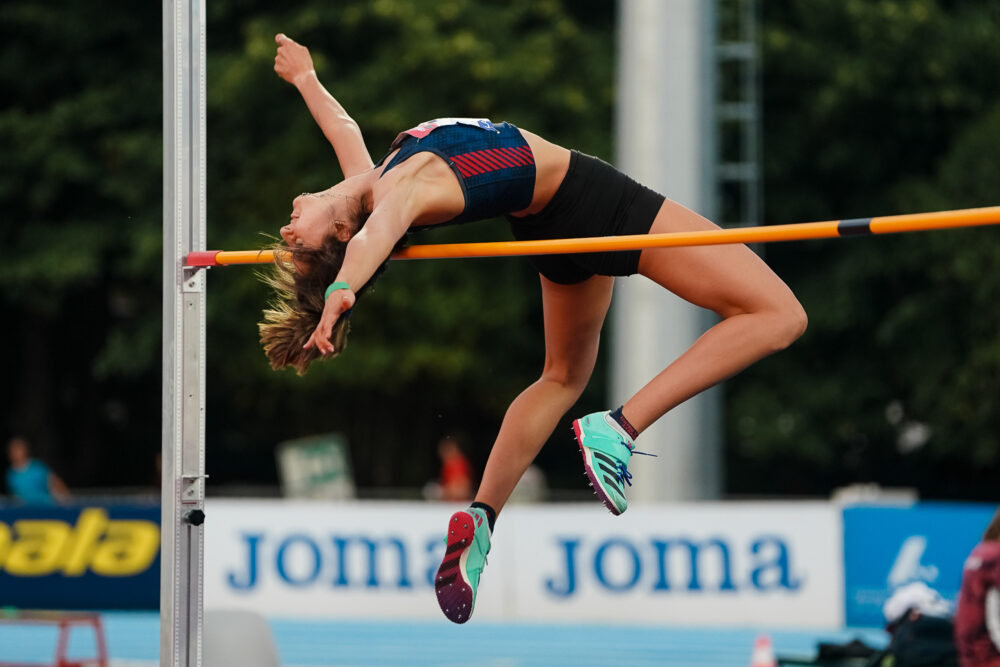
[5,436,70,505]
[955,508,1000,667]
[437,436,473,503]
[879,581,957,666]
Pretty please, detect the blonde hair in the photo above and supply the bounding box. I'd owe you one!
[258,237,354,374]
[258,193,383,374]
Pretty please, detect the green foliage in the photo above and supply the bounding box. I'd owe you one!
[0,0,613,489]
[0,1,163,481]
[726,0,1000,497]
[201,0,615,488]
[5,0,996,498]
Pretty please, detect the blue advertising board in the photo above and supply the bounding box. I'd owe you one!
[0,504,160,610]
[843,502,996,627]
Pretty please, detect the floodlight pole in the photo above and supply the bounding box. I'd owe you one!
[162,1,207,665]
[613,0,721,500]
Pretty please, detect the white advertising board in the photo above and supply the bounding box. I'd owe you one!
[204,500,842,627]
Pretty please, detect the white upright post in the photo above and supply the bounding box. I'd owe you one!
[162,0,207,664]
[612,0,721,500]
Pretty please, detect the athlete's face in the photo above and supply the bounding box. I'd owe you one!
[279,188,354,249]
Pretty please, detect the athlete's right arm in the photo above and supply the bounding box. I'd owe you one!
[303,181,419,355]
[274,34,374,178]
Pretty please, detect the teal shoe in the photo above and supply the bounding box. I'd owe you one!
[435,507,491,624]
[573,411,639,515]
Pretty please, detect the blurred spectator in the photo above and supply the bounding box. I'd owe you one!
[879,581,958,666]
[6,436,70,505]
[437,436,473,502]
[955,508,1000,667]
[423,435,473,502]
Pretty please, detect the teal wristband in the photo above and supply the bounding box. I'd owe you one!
[324,281,351,301]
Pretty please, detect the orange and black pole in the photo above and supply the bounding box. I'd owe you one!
[184,205,1000,267]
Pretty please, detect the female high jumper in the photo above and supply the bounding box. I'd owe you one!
[261,34,807,624]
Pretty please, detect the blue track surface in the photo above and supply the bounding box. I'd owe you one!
[0,612,888,666]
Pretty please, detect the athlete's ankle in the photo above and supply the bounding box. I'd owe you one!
[608,406,639,440]
[470,501,497,533]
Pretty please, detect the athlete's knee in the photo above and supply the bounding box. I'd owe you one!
[539,362,593,400]
[769,297,808,351]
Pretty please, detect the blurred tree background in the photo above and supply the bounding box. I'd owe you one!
[727,0,1000,498]
[0,0,997,499]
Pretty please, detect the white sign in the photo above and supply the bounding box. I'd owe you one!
[203,500,842,627]
[276,433,354,500]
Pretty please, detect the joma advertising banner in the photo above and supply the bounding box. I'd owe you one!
[0,504,160,609]
[204,500,842,627]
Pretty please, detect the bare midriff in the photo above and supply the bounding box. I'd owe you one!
[512,128,572,217]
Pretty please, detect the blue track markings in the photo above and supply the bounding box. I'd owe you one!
[0,612,888,666]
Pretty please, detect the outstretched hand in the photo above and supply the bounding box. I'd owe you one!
[274,33,316,87]
[304,288,355,355]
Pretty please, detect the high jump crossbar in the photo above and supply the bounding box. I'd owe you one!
[185,205,1000,267]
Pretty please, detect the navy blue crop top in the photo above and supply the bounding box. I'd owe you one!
[377,118,536,226]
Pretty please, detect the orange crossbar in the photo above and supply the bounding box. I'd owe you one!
[185,205,1000,266]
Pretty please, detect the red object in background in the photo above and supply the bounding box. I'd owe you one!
[441,456,472,489]
[438,436,473,502]
[0,611,108,667]
[750,634,776,667]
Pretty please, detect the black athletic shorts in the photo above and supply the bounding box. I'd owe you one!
[506,150,665,284]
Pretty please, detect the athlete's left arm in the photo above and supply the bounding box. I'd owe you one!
[273,34,374,178]
[303,180,422,354]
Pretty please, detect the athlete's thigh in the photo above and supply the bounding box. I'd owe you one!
[636,199,797,318]
[539,273,614,384]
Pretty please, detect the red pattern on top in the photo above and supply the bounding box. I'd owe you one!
[450,148,534,178]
